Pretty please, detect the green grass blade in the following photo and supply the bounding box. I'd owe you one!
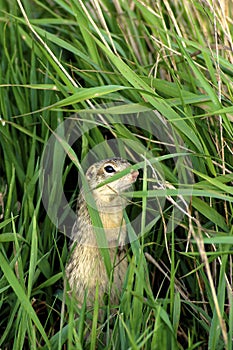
[0,252,51,348]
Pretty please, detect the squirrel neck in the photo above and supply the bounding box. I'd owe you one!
[96,199,127,247]
[72,190,128,248]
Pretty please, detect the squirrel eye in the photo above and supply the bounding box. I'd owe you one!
[104,165,116,173]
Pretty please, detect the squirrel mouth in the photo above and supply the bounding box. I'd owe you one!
[116,170,139,192]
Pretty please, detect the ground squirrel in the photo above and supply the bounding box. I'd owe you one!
[66,158,139,308]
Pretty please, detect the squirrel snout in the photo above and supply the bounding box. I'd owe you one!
[130,170,139,182]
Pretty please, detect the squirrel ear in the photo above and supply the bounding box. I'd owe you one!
[86,165,95,180]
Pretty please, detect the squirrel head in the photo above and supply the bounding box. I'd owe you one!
[85,158,138,200]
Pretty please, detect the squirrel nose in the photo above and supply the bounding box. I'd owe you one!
[131,170,139,181]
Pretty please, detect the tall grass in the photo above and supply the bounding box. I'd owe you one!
[0,0,233,349]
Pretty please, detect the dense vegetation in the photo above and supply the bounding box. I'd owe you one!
[0,0,233,349]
